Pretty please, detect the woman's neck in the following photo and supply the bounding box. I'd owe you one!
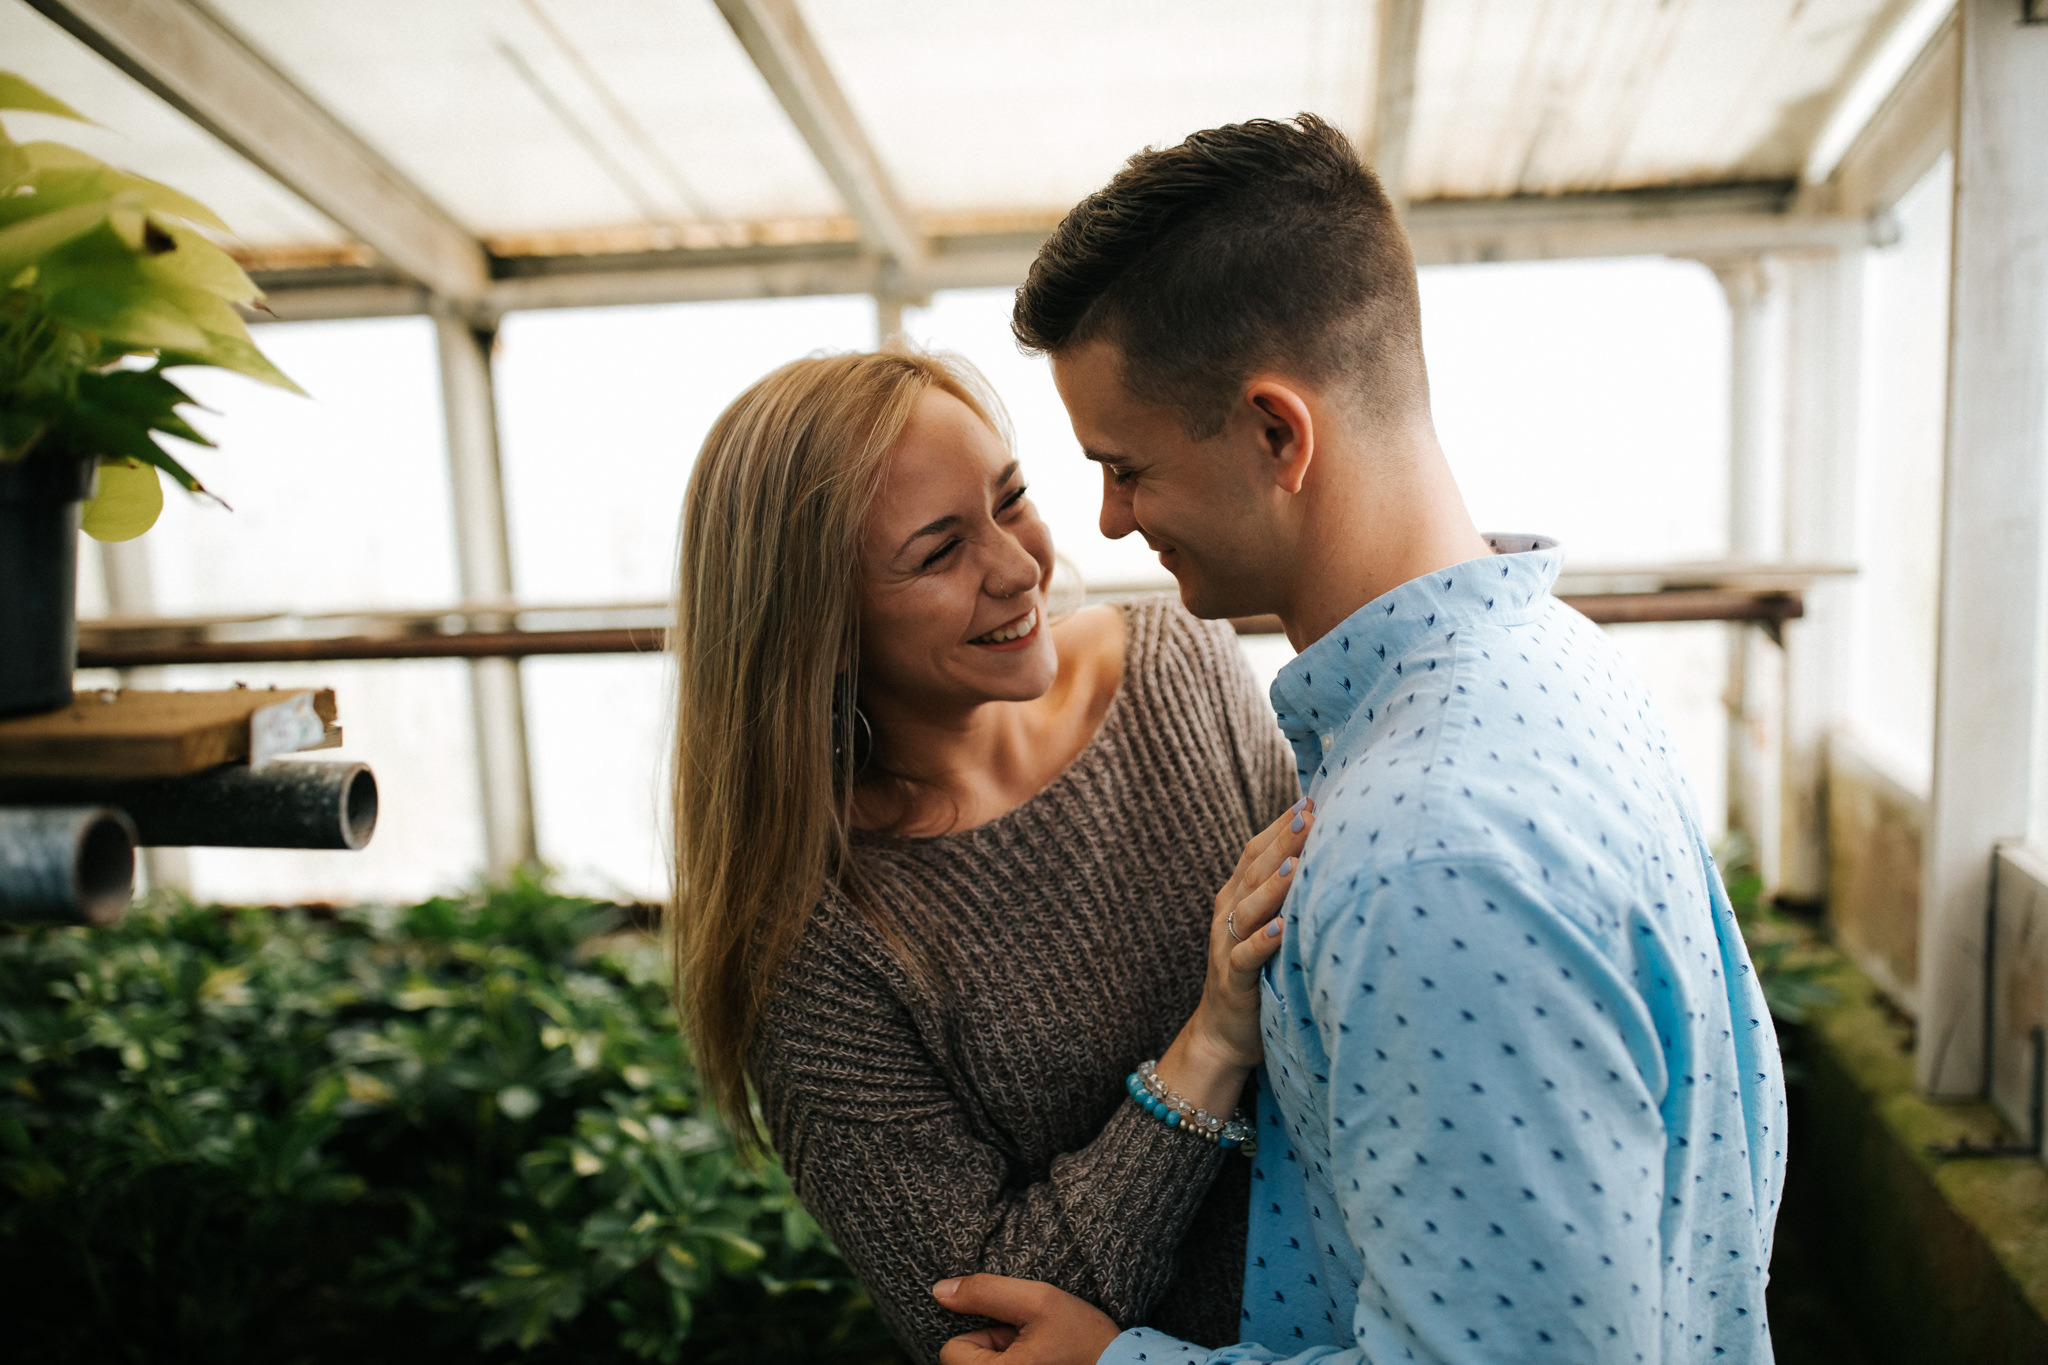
[853,604,1125,837]
[857,695,1044,835]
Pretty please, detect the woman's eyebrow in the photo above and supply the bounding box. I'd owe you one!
[899,514,958,555]
[896,463,1021,555]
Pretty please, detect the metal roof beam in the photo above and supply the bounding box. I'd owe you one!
[239,187,1893,322]
[1362,0,1426,211]
[1407,185,1894,266]
[711,0,925,276]
[1802,0,1955,188]
[1807,8,1960,217]
[27,0,490,304]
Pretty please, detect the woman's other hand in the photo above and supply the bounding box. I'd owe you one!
[1193,797,1311,1070]
[934,1275,1119,1365]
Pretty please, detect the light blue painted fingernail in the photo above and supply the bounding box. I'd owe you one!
[1265,919,1283,938]
[1291,797,1306,815]
[1279,857,1295,876]
[1291,813,1305,832]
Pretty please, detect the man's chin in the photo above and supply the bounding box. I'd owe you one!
[1167,570,1245,623]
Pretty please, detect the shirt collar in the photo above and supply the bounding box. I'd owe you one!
[1269,534,1562,769]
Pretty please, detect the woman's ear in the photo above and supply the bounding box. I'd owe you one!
[1245,380,1315,495]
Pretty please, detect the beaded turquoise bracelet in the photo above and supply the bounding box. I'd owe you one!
[1126,1059,1256,1154]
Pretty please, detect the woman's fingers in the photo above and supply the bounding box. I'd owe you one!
[1228,908,1288,977]
[1225,856,1294,967]
[1227,855,1294,938]
[1227,798,1312,888]
[1218,808,1311,938]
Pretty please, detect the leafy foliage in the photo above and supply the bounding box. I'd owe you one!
[0,71,299,537]
[0,877,904,1364]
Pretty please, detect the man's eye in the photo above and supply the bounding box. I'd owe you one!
[1111,466,1138,486]
[921,540,960,570]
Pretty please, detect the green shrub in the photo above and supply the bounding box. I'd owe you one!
[0,876,904,1364]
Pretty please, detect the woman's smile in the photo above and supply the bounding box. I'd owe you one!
[970,606,1040,650]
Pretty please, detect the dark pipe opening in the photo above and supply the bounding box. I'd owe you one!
[341,767,379,850]
[74,812,135,924]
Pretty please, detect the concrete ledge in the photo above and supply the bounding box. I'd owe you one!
[1788,948,2048,1362]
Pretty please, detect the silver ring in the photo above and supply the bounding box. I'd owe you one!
[1226,908,1244,942]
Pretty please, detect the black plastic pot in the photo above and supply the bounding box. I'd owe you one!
[0,456,95,719]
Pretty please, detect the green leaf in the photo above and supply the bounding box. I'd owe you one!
[19,149,229,231]
[0,200,109,282]
[0,73,90,123]
[700,1230,766,1274]
[73,365,207,431]
[80,456,162,541]
[137,220,257,302]
[162,322,301,394]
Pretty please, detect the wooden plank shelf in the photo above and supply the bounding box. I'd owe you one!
[0,689,340,780]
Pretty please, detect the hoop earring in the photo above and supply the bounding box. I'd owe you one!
[832,682,875,776]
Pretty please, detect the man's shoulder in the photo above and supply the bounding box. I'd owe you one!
[1304,603,1701,934]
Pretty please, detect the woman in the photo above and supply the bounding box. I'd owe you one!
[669,348,1306,1360]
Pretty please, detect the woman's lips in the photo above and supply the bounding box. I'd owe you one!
[970,607,1039,650]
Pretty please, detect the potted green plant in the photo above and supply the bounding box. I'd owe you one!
[0,71,297,718]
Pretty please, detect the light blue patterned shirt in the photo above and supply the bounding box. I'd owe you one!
[1105,536,1785,1365]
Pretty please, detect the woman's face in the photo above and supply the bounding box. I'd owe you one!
[857,386,1058,713]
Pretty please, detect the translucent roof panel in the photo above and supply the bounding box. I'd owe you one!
[1407,0,1901,199]
[208,0,846,241]
[0,2,345,247]
[807,0,1375,217]
[7,0,1912,259]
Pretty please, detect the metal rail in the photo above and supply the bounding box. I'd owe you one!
[72,587,1806,669]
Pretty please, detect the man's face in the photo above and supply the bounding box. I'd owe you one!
[1050,339,1280,621]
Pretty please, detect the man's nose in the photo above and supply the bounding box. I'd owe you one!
[1098,470,1136,541]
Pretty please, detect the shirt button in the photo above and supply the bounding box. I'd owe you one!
[1321,732,1335,753]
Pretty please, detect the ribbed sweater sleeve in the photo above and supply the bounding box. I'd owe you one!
[756,910,1232,1362]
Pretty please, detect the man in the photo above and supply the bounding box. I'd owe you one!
[932,115,1785,1364]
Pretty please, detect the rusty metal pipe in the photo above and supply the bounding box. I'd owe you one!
[0,806,136,924]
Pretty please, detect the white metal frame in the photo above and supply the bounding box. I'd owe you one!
[1919,0,2048,1100]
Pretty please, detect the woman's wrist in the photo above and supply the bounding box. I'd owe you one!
[1152,1014,1254,1119]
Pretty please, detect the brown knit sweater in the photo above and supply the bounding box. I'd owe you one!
[751,597,1299,1362]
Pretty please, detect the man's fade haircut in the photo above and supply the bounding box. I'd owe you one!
[1012,113,1426,440]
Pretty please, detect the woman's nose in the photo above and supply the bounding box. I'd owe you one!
[986,535,1042,599]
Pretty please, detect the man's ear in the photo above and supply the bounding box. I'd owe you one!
[1245,380,1315,495]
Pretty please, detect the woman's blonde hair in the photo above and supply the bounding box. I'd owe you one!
[669,346,1012,1149]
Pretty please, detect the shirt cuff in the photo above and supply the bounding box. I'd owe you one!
[1099,1325,1206,1365]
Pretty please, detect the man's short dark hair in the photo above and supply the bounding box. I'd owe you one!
[1012,114,1426,438]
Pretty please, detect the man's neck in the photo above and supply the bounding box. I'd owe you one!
[1272,428,1492,653]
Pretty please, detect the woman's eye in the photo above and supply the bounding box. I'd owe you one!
[997,485,1030,514]
[920,540,960,570]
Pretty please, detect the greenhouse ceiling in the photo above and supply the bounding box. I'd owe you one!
[3,0,1954,319]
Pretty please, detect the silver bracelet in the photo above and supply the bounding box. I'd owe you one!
[1126,1059,1257,1154]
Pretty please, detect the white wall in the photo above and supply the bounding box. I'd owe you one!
[1845,156,1953,793]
